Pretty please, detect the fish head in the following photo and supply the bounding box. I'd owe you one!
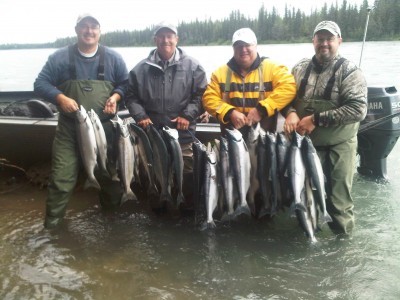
[247,122,261,143]
[163,126,179,140]
[225,127,243,142]
[75,105,88,123]
[292,131,305,148]
[302,135,316,153]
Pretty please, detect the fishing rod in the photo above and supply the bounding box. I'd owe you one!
[359,6,374,68]
[358,110,400,134]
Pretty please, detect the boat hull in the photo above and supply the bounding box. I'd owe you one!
[1,88,400,180]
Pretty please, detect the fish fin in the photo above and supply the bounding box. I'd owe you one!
[295,203,307,212]
[289,202,307,216]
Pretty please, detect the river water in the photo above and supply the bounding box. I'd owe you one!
[1,42,400,299]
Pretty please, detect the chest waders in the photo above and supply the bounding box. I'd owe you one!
[293,58,359,147]
[294,58,356,234]
[222,64,277,135]
[45,45,121,229]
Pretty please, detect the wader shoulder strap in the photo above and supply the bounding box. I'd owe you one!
[222,67,233,102]
[67,44,106,81]
[68,45,77,80]
[298,62,313,99]
[97,46,105,80]
[323,57,346,100]
[258,62,265,100]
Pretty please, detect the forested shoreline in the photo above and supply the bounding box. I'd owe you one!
[1,0,399,50]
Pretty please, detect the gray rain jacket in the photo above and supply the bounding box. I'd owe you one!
[125,47,207,143]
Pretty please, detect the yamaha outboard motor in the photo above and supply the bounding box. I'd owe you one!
[357,86,400,179]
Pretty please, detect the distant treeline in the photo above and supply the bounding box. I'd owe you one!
[1,0,399,50]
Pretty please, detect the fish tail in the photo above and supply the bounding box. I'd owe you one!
[234,203,251,217]
[176,192,185,208]
[121,189,137,205]
[320,212,333,224]
[221,212,235,222]
[159,192,173,204]
[309,235,318,244]
[201,220,216,230]
[146,184,159,197]
[84,178,101,190]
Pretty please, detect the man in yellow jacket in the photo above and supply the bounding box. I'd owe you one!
[202,28,296,131]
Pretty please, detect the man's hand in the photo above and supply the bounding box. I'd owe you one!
[138,118,153,129]
[103,94,121,115]
[198,111,210,123]
[56,94,79,113]
[230,110,247,129]
[283,111,300,134]
[171,116,190,130]
[246,108,262,126]
[296,115,315,136]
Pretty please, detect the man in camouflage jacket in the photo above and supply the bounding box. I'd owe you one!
[283,21,368,234]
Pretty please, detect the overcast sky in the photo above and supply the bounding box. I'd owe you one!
[0,0,367,44]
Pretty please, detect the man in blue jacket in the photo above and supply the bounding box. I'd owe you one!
[34,13,128,229]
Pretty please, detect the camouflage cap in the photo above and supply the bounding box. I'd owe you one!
[313,21,341,37]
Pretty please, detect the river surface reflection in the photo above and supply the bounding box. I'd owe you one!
[1,42,400,299]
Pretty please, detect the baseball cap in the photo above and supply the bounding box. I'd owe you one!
[313,21,341,37]
[76,13,100,26]
[153,21,178,35]
[232,28,257,45]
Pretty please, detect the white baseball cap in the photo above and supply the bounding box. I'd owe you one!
[76,13,100,26]
[153,20,178,35]
[232,28,257,45]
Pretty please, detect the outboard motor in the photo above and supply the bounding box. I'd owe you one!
[357,86,400,179]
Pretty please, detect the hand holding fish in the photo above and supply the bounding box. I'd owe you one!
[171,116,190,130]
[246,108,262,126]
[230,110,247,129]
[56,94,79,113]
[138,118,153,129]
[296,115,315,136]
[103,94,120,115]
[284,111,300,134]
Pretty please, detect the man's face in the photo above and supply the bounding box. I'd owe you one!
[233,42,257,72]
[154,28,178,61]
[75,19,101,48]
[313,30,342,63]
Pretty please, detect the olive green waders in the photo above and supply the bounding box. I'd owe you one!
[45,79,122,229]
[317,136,357,234]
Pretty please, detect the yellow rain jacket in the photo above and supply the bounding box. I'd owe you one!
[203,55,296,124]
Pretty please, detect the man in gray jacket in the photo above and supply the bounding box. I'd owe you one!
[283,21,368,235]
[125,21,207,208]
